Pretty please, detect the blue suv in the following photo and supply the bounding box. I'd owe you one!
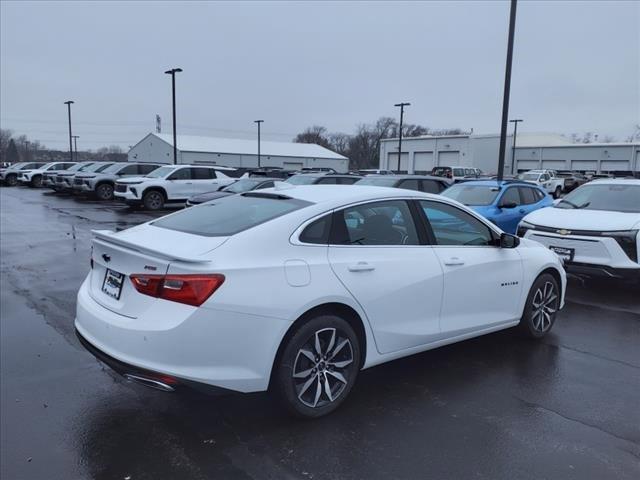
[441,180,553,234]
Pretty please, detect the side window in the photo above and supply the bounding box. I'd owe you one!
[316,177,338,184]
[332,200,419,246]
[138,164,159,175]
[119,164,139,175]
[421,179,442,194]
[192,168,214,179]
[420,201,494,247]
[533,188,545,201]
[464,168,473,176]
[299,214,332,244]
[399,179,420,191]
[339,177,359,185]
[541,174,550,181]
[519,187,537,205]
[168,168,191,180]
[453,168,465,177]
[256,181,274,189]
[500,187,521,206]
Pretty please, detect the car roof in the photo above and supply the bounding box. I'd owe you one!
[588,178,640,186]
[455,179,537,188]
[364,174,446,181]
[263,184,439,206]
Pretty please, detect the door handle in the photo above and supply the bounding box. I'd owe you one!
[348,262,375,272]
[443,257,465,266]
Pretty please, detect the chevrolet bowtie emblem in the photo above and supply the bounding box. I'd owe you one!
[557,229,571,235]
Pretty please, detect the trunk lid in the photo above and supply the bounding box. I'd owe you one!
[89,226,228,318]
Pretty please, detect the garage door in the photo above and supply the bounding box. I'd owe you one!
[437,151,459,166]
[571,160,597,172]
[516,160,539,172]
[600,160,629,172]
[283,162,303,171]
[414,152,434,173]
[636,151,640,171]
[388,153,410,172]
[541,160,566,170]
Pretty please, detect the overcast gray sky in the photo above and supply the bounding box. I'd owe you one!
[1,0,638,150]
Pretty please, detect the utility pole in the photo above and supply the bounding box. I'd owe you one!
[72,135,80,162]
[509,119,523,174]
[254,120,264,168]
[64,100,74,162]
[394,102,410,172]
[497,0,518,181]
[164,68,182,164]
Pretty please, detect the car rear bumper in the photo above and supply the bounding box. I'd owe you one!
[75,277,290,393]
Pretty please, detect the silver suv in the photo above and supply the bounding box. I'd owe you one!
[72,162,163,200]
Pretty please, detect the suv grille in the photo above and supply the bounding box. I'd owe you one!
[73,178,83,185]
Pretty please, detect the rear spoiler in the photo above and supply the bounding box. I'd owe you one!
[92,230,210,264]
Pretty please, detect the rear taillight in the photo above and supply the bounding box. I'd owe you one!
[130,274,225,306]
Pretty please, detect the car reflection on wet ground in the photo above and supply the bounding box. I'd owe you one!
[1,186,639,480]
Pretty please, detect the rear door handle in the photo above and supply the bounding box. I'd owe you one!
[348,262,375,272]
[443,257,465,266]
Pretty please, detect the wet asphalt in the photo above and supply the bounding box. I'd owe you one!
[1,186,639,480]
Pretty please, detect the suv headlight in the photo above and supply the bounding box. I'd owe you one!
[517,220,536,237]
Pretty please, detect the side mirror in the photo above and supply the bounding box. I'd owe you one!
[500,233,520,248]
[499,201,518,209]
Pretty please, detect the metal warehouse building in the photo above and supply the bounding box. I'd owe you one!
[379,133,640,175]
[128,133,349,172]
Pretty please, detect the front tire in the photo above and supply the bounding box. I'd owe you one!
[142,190,165,210]
[519,273,560,338]
[96,183,114,201]
[274,315,361,418]
[553,186,562,199]
[5,174,18,186]
[30,175,43,188]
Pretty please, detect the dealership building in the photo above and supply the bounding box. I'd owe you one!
[128,133,349,172]
[379,133,640,175]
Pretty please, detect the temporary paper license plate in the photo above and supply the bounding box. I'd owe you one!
[102,268,125,300]
[549,246,574,262]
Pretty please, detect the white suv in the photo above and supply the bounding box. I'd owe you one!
[18,162,76,187]
[518,179,640,282]
[114,164,235,210]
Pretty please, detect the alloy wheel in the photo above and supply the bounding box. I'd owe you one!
[531,281,557,333]
[145,192,163,210]
[97,184,113,200]
[292,328,354,408]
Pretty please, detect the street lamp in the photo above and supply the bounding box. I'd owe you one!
[64,100,74,162]
[509,119,523,174]
[72,135,80,162]
[164,68,183,165]
[254,120,264,168]
[394,102,410,172]
[496,0,518,181]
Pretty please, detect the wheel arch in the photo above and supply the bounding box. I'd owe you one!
[520,266,564,317]
[268,302,367,390]
[142,185,167,200]
[95,179,114,189]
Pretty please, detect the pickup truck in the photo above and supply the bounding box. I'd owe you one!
[518,169,565,198]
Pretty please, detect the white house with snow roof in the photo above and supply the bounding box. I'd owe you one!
[128,133,349,172]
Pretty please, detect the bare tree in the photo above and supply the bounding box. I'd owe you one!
[0,129,12,160]
[293,126,331,149]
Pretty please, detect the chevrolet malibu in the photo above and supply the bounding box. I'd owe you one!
[76,185,566,417]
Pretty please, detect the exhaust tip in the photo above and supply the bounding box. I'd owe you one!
[124,373,175,392]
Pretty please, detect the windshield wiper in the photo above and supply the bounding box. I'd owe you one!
[557,199,580,209]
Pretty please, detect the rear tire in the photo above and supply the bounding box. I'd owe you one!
[519,273,560,338]
[31,175,43,188]
[96,183,114,201]
[274,315,361,418]
[142,190,165,210]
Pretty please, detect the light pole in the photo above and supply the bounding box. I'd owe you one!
[497,0,518,181]
[164,68,182,164]
[394,102,410,172]
[254,120,264,168]
[64,100,74,162]
[72,135,80,162]
[509,119,523,174]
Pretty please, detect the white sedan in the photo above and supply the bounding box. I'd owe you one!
[76,185,566,417]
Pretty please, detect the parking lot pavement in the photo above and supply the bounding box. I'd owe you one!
[1,186,639,480]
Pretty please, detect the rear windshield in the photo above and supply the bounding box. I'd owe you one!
[286,175,320,185]
[152,194,311,236]
[441,184,500,206]
[355,177,397,187]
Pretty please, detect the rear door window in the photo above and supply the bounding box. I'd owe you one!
[168,168,192,180]
[331,200,420,246]
[399,179,420,191]
[192,168,215,179]
[421,179,442,194]
[420,201,494,246]
[519,187,537,204]
[138,164,160,175]
[500,187,521,206]
[118,164,139,175]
